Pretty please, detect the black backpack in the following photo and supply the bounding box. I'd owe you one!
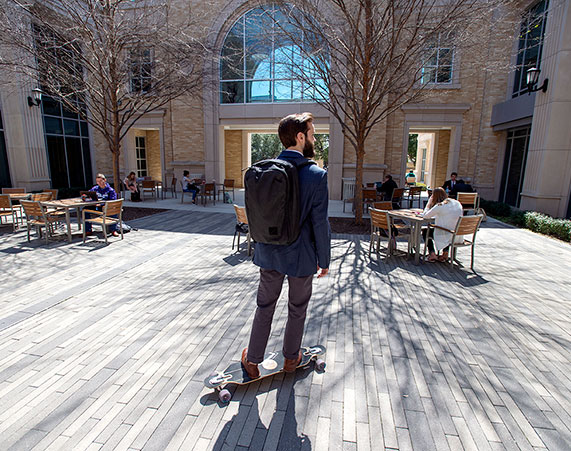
[244,158,315,245]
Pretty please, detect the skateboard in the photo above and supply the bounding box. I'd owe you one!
[205,345,326,403]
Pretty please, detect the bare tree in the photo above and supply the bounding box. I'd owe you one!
[0,0,212,193]
[258,0,511,222]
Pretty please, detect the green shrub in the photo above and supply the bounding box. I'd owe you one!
[524,211,571,242]
[480,199,512,217]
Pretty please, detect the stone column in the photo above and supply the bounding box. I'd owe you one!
[520,0,571,217]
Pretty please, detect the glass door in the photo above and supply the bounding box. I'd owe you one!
[499,127,531,208]
[0,110,11,188]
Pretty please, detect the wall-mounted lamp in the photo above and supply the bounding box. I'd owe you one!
[526,67,548,95]
[27,87,43,107]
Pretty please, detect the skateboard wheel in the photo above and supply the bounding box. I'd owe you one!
[315,359,326,372]
[219,389,232,403]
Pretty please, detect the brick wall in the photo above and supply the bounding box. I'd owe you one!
[225,130,244,188]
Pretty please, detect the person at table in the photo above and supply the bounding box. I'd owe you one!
[376,174,398,201]
[182,170,200,204]
[405,170,416,186]
[124,172,141,202]
[85,173,119,237]
[442,172,458,195]
[449,179,473,198]
[421,187,463,262]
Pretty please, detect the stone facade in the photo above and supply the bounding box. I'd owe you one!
[1,0,570,217]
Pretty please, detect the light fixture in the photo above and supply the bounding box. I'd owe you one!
[526,67,548,94]
[27,87,43,107]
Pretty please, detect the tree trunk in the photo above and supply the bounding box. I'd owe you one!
[112,149,121,196]
[354,144,365,224]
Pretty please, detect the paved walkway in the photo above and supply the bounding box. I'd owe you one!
[0,210,569,450]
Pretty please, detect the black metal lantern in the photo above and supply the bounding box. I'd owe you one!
[526,67,548,94]
[27,87,43,107]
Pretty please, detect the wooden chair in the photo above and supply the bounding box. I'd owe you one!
[217,179,236,202]
[162,176,177,199]
[391,188,405,209]
[423,214,483,270]
[407,186,422,208]
[369,208,395,259]
[199,183,216,206]
[365,182,375,188]
[43,189,58,200]
[372,201,393,210]
[342,177,356,213]
[141,180,157,201]
[0,195,18,231]
[233,204,251,256]
[30,192,53,201]
[82,199,124,244]
[20,200,61,244]
[1,188,26,194]
[362,188,378,213]
[457,192,479,215]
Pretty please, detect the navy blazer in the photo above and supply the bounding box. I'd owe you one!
[253,150,331,277]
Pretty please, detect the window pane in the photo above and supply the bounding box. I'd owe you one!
[65,137,85,186]
[221,81,244,103]
[274,80,293,101]
[45,117,63,134]
[437,66,452,83]
[221,21,244,80]
[421,67,436,84]
[246,80,271,103]
[46,136,68,188]
[80,121,88,136]
[82,138,92,186]
[42,96,61,116]
[245,8,273,79]
[63,105,78,119]
[64,119,80,136]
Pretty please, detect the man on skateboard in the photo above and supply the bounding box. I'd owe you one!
[242,112,331,378]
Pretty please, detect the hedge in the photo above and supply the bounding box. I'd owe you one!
[480,199,571,242]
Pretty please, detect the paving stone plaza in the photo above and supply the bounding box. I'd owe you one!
[0,207,570,450]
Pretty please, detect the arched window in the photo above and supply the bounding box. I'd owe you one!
[220,5,328,104]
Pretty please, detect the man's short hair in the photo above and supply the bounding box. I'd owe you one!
[183,170,189,176]
[385,174,392,180]
[278,112,314,148]
[96,173,106,180]
[451,172,458,177]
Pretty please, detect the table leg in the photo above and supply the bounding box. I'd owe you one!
[76,207,82,230]
[413,223,421,265]
[65,209,72,243]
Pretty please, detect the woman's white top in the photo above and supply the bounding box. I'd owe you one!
[422,199,463,251]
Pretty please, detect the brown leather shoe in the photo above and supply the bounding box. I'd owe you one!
[241,348,260,379]
[283,350,302,373]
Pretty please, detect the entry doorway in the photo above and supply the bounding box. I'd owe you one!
[407,132,436,187]
[499,126,530,208]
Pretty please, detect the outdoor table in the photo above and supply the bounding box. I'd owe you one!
[388,208,432,264]
[41,198,102,242]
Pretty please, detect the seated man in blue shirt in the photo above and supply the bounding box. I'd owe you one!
[85,173,119,236]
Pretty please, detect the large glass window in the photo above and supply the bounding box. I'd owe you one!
[499,127,531,208]
[421,34,454,84]
[220,5,328,104]
[130,48,153,93]
[42,96,93,189]
[0,110,11,188]
[512,1,549,97]
[135,136,148,177]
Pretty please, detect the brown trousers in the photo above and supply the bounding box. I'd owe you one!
[246,268,313,363]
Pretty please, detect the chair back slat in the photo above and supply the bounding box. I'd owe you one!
[43,189,58,199]
[31,193,52,201]
[142,180,155,188]
[171,177,177,188]
[0,194,12,209]
[370,208,390,230]
[409,186,422,195]
[372,201,392,210]
[104,200,123,216]
[342,178,356,200]
[2,188,26,194]
[455,215,482,235]
[457,192,478,207]
[233,204,248,224]
[20,200,43,217]
[224,179,235,188]
[204,183,215,193]
[392,188,405,200]
[362,189,377,202]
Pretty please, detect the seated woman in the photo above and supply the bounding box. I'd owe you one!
[182,170,200,204]
[422,187,463,262]
[124,172,141,202]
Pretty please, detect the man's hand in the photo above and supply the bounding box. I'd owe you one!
[317,267,329,278]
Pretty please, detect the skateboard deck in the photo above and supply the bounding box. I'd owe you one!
[205,345,326,401]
